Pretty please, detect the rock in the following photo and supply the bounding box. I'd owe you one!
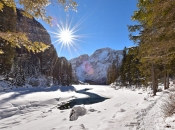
[144,97,147,100]
[58,102,70,110]
[69,106,86,121]
[69,124,86,130]
[164,124,171,128]
[120,108,126,112]
[88,108,96,112]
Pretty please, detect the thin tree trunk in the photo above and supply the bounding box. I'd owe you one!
[166,71,169,89]
[151,64,157,96]
[164,71,167,90]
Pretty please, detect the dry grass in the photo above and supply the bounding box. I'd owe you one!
[160,89,175,117]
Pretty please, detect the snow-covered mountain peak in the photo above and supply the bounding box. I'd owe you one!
[70,48,123,84]
[92,47,113,54]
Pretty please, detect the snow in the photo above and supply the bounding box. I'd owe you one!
[70,48,123,84]
[98,50,109,61]
[0,85,174,130]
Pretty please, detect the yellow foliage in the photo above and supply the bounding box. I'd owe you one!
[0,32,49,53]
[0,0,77,24]
[0,49,4,54]
[0,2,3,11]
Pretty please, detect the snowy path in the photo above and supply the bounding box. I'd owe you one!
[137,92,166,130]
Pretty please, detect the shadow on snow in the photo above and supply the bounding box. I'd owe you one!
[0,86,76,106]
[58,88,109,109]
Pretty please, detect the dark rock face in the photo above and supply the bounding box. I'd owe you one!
[0,8,73,87]
[10,9,73,87]
[15,9,58,77]
[16,9,51,45]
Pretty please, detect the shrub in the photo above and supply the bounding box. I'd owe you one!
[160,92,175,117]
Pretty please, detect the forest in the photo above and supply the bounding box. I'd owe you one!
[106,0,175,96]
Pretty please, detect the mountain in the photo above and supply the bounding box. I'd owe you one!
[0,8,72,87]
[16,9,57,76]
[14,9,72,86]
[70,48,123,84]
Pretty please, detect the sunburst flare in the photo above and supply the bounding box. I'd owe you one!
[49,16,84,57]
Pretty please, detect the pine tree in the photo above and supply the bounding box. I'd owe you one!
[0,4,16,75]
[120,47,127,86]
[106,65,112,85]
[111,61,117,83]
[61,61,67,86]
[127,47,141,87]
[106,61,117,85]
[67,63,73,86]
[0,0,77,24]
[129,0,175,95]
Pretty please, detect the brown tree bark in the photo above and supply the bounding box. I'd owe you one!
[164,71,167,90]
[166,71,169,89]
[151,64,157,96]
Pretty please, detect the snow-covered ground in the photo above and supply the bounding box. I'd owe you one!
[0,85,174,130]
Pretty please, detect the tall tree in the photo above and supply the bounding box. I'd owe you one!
[129,0,175,95]
[0,4,16,75]
[106,61,117,85]
[120,47,127,86]
[67,63,73,86]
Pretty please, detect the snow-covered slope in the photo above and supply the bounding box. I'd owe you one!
[0,83,174,130]
[0,85,171,130]
[70,48,123,84]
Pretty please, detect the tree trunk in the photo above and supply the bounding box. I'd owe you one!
[166,71,169,89]
[164,71,167,90]
[151,64,157,96]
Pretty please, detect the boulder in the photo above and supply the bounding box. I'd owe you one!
[69,106,86,121]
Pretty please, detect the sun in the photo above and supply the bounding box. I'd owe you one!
[49,17,84,56]
[59,29,73,44]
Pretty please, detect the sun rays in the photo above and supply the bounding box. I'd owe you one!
[49,15,84,58]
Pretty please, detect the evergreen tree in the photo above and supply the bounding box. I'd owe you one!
[129,0,175,95]
[15,70,25,87]
[67,63,73,86]
[0,0,77,24]
[111,61,117,83]
[106,61,117,85]
[0,4,16,75]
[119,47,142,87]
[120,47,127,86]
[115,54,120,80]
[106,65,112,85]
[61,61,67,86]
[127,47,141,87]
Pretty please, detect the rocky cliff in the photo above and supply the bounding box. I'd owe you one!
[16,9,51,45]
[70,48,123,84]
[0,6,74,87]
[13,9,72,86]
[16,9,58,76]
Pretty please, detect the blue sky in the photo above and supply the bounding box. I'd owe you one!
[39,0,138,60]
